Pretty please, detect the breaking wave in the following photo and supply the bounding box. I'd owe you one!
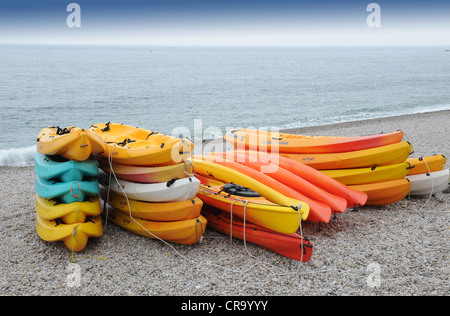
[0,146,36,167]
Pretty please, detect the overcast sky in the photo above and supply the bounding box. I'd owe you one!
[1,0,449,46]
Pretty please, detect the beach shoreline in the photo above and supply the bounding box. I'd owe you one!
[1,110,449,296]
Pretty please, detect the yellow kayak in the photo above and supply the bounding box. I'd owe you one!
[100,189,203,222]
[192,157,309,222]
[35,194,102,225]
[196,176,306,235]
[320,162,412,185]
[37,126,104,161]
[106,206,207,246]
[281,142,413,170]
[36,215,103,252]
[406,155,446,175]
[89,123,193,166]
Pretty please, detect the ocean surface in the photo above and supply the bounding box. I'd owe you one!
[0,45,449,166]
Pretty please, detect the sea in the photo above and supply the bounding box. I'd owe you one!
[0,45,449,166]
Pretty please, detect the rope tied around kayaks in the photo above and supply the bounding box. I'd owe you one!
[228,196,307,269]
[195,218,204,244]
[183,160,195,177]
[103,149,206,248]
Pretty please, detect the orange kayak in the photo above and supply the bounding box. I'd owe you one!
[406,155,446,175]
[203,207,313,262]
[200,155,332,223]
[37,126,104,161]
[212,151,368,208]
[225,129,404,154]
[216,153,348,214]
[89,123,193,166]
[350,179,411,206]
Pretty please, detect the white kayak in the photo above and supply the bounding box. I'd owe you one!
[98,170,200,202]
[406,168,449,197]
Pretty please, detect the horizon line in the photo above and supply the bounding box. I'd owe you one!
[1,42,449,48]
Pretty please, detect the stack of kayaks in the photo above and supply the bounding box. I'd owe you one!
[405,155,448,196]
[35,127,104,252]
[192,156,314,262]
[91,123,206,245]
[225,129,415,206]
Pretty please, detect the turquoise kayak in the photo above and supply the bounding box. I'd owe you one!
[34,153,98,182]
[35,176,100,204]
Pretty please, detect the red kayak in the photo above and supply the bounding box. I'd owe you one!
[203,207,313,262]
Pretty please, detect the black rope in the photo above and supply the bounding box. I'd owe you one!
[166,178,178,187]
[101,122,111,132]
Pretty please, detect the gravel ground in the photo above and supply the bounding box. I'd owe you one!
[0,110,448,296]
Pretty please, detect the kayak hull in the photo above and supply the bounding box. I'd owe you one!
[100,188,203,222]
[97,156,193,183]
[35,176,100,204]
[37,126,104,162]
[105,205,207,245]
[280,142,413,170]
[406,169,449,196]
[225,129,404,154]
[89,123,193,166]
[350,179,411,206]
[320,162,411,186]
[36,215,103,252]
[35,194,102,224]
[203,207,313,262]
[98,170,200,203]
[35,152,98,182]
[406,155,446,176]
[196,176,303,235]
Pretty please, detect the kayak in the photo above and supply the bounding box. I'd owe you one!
[320,162,412,186]
[89,123,193,166]
[105,205,207,246]
[200,155,332,223]
[210,152,349,214]
[191,157,310,223]
[196,175,304,235]
[36,215,103,252]
[406,155,446,176]
[97,156,193,183]
[35,152,98,183]
[350,179,411,206]
[37,126,104,162]
[98,170,200,203]
[280,142,413,170]
[203,207,313,262]
[406,169,449,196]
[224,129,404,154]
[100,188,203,222]
[35,194,102,224]
[212,151,368,208]
[35,176,100,204]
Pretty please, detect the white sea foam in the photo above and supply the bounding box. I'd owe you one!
[0,146,36,167]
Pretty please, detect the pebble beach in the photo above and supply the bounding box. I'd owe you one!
[0,110,449,297]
